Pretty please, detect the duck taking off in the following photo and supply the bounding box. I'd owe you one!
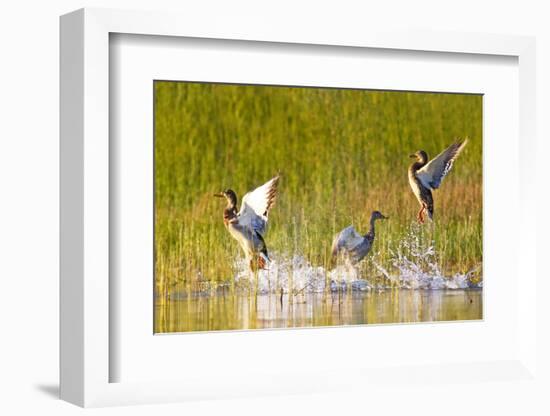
[214,175,280,271]
[408,139,468,223]
[331,211,388,265]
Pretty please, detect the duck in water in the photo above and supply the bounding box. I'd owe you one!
[214,175,280,271]
[408,139,468,223]
[331,211,388,265]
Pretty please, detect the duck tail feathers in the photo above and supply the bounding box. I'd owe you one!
[427,207,434,220]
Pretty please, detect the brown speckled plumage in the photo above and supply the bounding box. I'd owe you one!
[408,159,434,222]
[331,211,388,265]
[215,176,280,271]
[408,140,467,223]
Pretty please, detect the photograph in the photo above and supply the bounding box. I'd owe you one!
[154,81,483,333]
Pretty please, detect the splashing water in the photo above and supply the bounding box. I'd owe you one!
[233,223,481,294]
[373,223,480,290]
[234,254,376,294]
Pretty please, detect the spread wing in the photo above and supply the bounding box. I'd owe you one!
[416,139,468,190]
[237,175,280,236]
[331,226,364,257]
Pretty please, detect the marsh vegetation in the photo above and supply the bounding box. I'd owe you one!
[154,81,482,332]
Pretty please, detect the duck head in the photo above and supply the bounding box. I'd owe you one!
[371,210,388,221]
[214,189,237,208]
[409,150,428,164]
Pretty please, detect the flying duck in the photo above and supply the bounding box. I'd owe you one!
[214,175,280,271]
[331,211,388,265]
[408,139,468,223]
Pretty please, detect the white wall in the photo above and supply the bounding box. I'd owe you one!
[1,1,548,414]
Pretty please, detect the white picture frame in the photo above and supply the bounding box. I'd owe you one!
[60,7,537,407]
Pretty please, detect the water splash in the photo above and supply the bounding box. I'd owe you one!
[233,254,329,294]
[233,223,481,294]
[372,224,479,290]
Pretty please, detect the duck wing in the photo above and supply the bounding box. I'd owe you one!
[331,226,364,257]
[237,175,280,236]
[416,139,467,189]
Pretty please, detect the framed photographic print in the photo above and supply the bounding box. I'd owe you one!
[60,8,538,407]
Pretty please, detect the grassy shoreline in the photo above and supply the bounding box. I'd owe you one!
[154,82,482,298]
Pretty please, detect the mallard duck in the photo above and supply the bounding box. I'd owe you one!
[331,211,388,265]
[408,139,468,223]
[214,175,280,271]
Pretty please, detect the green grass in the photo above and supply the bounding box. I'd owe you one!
[154,81,482,296]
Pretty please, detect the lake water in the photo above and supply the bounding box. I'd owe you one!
[155,289,482,333]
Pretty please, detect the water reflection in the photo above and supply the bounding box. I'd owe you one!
[155,289,482,333]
